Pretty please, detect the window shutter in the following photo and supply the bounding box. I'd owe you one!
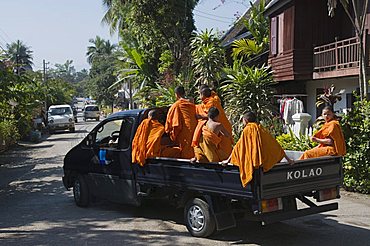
[271,17,277,55]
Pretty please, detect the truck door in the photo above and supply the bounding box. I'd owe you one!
[89,117,139,205]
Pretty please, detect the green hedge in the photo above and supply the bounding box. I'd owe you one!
[341,99,370,194]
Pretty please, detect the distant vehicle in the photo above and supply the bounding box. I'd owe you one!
[73,97,86,112]
[83,105,100,121]
[48,105,75,134]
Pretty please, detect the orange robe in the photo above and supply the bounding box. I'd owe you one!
[231,122,285,187]
[195,92,233,156]
[299,120,346,160]
[165,98,197,159]
[132,119,179,166]
[192,120,228,162]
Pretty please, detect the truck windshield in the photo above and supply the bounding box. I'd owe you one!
[49,107,72,115]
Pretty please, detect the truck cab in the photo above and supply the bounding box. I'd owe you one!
[63,108,343,237]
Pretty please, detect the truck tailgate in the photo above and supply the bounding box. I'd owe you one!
[258,156,342,200]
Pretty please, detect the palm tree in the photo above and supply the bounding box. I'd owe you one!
[102,0,130,34]
[6,40,33,73]
[86,36,116,64]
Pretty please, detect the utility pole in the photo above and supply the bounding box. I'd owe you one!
[43,59,49,125]
[43,59,49,83]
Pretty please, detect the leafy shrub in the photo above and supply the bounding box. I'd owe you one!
[276,129,318,151]
[0,120,20,150]
[341,99,370,194]
[221,63,275,137]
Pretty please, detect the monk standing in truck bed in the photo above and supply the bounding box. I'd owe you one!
[196,85,233,156]
[165,86,198,159]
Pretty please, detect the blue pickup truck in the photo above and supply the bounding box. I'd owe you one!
[62,108,342,238]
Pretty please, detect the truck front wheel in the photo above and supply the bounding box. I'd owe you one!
[184,198,216,238]
[73,175,89,207]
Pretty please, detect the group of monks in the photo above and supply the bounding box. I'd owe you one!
[131,85,346,187]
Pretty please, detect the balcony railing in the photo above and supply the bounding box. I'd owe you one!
[313,37,360,73]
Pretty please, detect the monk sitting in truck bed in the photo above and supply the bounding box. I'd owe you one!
[222,111,293,187]
[299,106,346,160]
[132,110,180,166]
[191,107,231,163]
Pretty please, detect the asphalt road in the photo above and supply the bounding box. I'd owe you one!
[0,119,369,245]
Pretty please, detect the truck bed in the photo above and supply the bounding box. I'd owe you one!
[134,152,343,201]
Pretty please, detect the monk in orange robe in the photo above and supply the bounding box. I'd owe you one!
[222,112,293,187]
[132,110,180,166]
[165,86,198,159]
[192,107,231,163]
[195,86,233,156]
[299,106,346,160]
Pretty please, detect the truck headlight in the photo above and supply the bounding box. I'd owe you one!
[69,118,73,122]
[49,120,54,124]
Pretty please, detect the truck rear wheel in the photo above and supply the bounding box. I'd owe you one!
[184,198,216,238]
[73,175,89,207]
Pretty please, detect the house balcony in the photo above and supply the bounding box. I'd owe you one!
[313,36,370,79]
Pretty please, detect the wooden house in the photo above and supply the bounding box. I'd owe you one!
[265,0,370,119]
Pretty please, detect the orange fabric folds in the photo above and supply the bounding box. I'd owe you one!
[299,120,346,160]
[132,119,164,166]
[196,92,233,156]
[165,98,197,159]
[193,124,227,163]
[230,123,285,187]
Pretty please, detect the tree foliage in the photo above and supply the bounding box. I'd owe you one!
[341,98,370,193]
[221,62,276,136]
[102,0,199,80]
[231,0,269,61]
[5,40,33,73]
[190,29,226,88]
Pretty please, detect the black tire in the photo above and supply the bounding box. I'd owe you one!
[96,117,99,121]
[73,175,89,207]
[49,129,54,134]
[184,198,216,238]
[69,127,75,133]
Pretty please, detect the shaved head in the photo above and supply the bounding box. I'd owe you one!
[148,109,158,120]
[243,111,257,123]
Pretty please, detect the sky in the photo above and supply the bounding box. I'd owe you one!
[0,0,249,71]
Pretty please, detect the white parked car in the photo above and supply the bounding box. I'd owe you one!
[48,105,75,133]
[83,105,100,121]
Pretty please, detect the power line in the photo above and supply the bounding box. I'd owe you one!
[0,27,13,43]
[194,9,235,20]
[194,13,232,24]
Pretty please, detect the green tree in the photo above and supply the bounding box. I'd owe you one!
[86,36,116,64]
[231,0,269,61]
[221,61,276,136]
[86,54,117,109]
[190,29,226,88]
[6,40,33,73]
[102,0,199,76]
